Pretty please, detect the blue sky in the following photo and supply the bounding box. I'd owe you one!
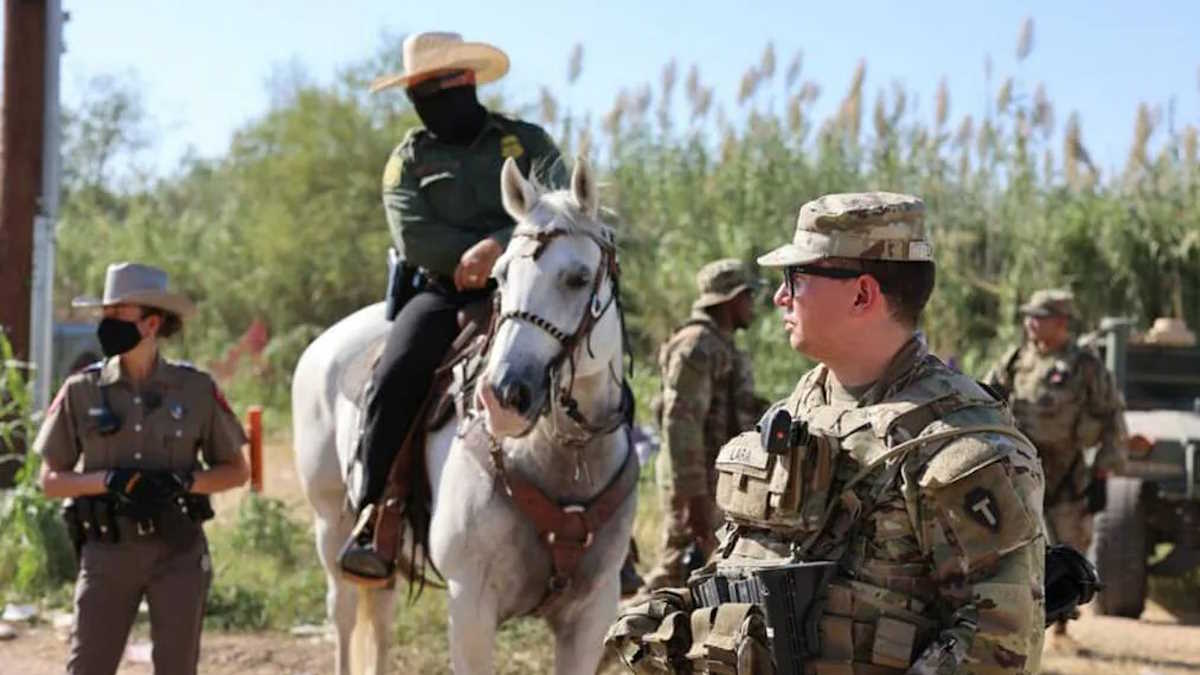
[39,0,1200,177]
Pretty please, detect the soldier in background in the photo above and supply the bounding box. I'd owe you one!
[642,259,765,591]
[984,288,1128,640]
[608,193,1047,674]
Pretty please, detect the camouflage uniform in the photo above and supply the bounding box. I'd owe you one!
[608,194,1046,674]
[645,259,763,590]
[984,289,1128,556]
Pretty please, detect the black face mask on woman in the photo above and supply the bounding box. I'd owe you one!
[97,317,144,357]
[408,83,487,146]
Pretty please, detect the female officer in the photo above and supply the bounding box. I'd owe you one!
[34,261,250,675]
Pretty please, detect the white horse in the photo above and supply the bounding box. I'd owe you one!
[292,156,636,675]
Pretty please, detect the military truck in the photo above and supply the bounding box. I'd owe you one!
[1089,318,1200,618]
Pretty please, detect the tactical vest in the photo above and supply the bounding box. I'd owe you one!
[709,364,1031,674]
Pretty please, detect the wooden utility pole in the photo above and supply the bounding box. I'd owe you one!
[1,0,48,363]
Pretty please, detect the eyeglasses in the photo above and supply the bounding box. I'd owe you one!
[780,264,863,298]
[406,70,476,99]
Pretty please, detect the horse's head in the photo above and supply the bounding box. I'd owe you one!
[478,156,624,439]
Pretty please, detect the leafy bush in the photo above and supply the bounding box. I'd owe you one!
[0,337,77,602]
[229,493,308,568]
[52,22,1200,405]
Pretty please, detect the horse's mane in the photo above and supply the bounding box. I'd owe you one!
[516,170,616,243]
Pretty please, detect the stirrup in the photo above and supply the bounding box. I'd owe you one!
[337,506,395,587]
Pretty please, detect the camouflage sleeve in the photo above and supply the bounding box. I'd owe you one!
[1080,356,1128,475]
[381,143,489,276]
[660,337,719,500]
[913,434,1046,674]
[32,379,82,471]
[980,346,1019,400]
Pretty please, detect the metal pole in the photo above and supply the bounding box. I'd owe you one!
[0,0,47,364]
[30,0,62,411]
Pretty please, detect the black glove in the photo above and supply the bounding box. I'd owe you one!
[1045,544,1101,626]
[148,470,195,498]
[104,468,193,505]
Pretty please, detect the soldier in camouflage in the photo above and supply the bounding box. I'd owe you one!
[607,193,1047,674]
[643,258,766,591]
[984,288,1127,639]
[339,32,568,582]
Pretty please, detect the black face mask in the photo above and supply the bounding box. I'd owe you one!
[409,84,487,145]
[97,318,144,357]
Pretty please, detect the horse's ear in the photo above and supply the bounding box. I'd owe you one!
[570,155,599,220]
[501,157,537,220]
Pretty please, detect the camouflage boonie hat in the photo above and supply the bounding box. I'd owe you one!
[692,258,760,309]
[757,192,932,267]
[1019,289,1076,318]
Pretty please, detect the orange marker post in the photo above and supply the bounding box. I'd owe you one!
[248,405,263,493]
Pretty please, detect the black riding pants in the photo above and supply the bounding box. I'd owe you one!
[358,286,487,510]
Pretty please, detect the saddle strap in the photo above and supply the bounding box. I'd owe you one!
[504,442,640,616]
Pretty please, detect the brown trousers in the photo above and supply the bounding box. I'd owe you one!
[67,532,212,675]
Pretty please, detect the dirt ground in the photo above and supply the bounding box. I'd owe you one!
[5,436,1200,674]
[6,604,1200,674]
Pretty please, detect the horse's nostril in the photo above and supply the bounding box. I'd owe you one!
[499,380,533,415]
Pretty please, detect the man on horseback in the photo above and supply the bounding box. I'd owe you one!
[338,31,568,583]
[642,258,766,591]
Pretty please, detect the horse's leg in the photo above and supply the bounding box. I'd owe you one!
[314,509,357,675]
[551,576,621,675]
[366,584,397,673]
[447,580,498,675]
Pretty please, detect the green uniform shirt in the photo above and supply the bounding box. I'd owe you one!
[381,112,567,277]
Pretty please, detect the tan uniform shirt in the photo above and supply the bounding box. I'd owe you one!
[35,356,248,474]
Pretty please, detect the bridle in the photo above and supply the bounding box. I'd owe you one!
[482,223,633,449]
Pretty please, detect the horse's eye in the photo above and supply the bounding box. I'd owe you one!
[565,272,590,290]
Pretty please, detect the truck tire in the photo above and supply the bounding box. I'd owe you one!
[1091,477,1148,618]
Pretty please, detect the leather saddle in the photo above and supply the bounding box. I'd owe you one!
[344,296,494,584]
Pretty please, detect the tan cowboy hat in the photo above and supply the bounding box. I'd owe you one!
[72,262,196,319]
[369,32,510,94]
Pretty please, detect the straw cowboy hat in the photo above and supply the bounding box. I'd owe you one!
[72,262,196,319]
[369,32,510,94]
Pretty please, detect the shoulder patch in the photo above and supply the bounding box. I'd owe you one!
[500,134,525,159]
[47,382,69,415]
[382,152,404,190]
[963,487,1002,531]
[212,381,234,414]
